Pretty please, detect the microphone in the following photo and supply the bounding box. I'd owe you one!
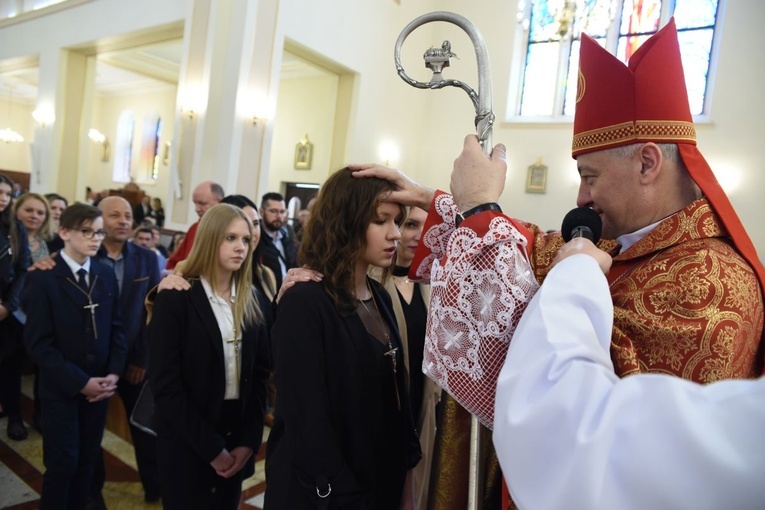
[561,207,602,243]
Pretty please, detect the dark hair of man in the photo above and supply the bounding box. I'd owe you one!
[135,227,154,237]
[260,192,285,208]
[210,182,225,201]
[44,193,68,207]
[59,203,102,230]
[221,194,257,210]
[299,167,402,316]
[0,174,20,264]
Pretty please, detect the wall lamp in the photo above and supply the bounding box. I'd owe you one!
[32,105,55,127]
[88,128,110,162]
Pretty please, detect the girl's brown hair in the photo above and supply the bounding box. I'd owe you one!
[299,167,402,315]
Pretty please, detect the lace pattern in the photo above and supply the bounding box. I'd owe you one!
[420,194,539,429]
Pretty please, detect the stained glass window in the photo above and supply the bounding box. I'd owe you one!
[515,0,720,117]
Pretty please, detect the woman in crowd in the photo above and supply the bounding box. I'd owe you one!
[150,197,165,228]
[382,206,439,510]
[167,232,185,259]
[44,193,68,253]
[265,168,421,509]
[44,193,67,230]
[0,174,31,441]
[148,204,270,509]
[14,193,53,262]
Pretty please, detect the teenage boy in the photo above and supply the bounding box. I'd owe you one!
[24,203,126,510]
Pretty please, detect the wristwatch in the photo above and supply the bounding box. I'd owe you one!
[455,202,503,227]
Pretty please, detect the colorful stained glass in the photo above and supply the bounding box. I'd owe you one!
[517,0,719,117]
[530,0,564,41]
[616,34,650,62]
[573,0,612,38]
[521,42,561,115]
[620,0,661,34]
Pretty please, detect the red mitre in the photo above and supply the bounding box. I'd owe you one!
[572,18,765,308]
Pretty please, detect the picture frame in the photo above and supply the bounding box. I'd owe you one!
[525,160,548,193]
[294,134,313,170]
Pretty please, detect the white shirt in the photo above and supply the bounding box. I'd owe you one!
[614,219,659,253]
[493,254,765,510]
[60,250,92,287]
[200,277,240,400]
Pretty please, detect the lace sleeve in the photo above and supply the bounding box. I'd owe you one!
[422,213,539,429]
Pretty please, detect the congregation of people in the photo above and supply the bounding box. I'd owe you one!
[2,16,765,510]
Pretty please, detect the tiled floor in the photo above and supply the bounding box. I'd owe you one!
[0,376,268,509]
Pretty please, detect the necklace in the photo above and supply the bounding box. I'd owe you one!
[358,280,401,410]
[211,291,241,385]
[66,275,100,340]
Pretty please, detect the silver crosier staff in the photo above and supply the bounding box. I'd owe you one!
[394,11,495,155]
[394,11,495,510]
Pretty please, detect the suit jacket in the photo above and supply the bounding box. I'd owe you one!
[96,243,159,368]
[96,242,160,370]
[148,281,269,464]
[257,228,297,289]
[0,220,30,314]
[265,278,421,509]
[24,254,126,399]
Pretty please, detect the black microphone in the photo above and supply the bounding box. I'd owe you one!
[561,207,602,243]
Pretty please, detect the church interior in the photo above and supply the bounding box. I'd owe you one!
[1,0,763,508]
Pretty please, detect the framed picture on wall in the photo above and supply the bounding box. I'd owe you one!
[294,134,313,170]
[525,158,547,193]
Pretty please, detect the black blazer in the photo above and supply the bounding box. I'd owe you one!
[256,229,297,289]
[96,242,160,370]
[23,254,126,399]
[148,281,269,464]
[265,278,421,509]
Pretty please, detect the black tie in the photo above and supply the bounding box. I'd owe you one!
[77,268,88,291]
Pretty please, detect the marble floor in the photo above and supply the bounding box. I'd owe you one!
[0,376,268,509]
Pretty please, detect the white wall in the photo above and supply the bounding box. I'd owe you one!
[268,73,338,193]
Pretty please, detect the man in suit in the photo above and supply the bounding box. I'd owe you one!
[89,196,162,505]
[24,204,126,510]
[257,192,297,289]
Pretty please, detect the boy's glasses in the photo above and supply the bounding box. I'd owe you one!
[80,228,107,240]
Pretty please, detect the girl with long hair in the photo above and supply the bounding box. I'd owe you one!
[265,168,422,509]
[148,204,270,509]
[0,174,30,441]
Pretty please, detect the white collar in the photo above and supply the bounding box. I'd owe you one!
[60,249,92,277]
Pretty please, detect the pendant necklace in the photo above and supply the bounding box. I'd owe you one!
[211,290,241,385]
[66,275,100,340]
[358,280,401,410]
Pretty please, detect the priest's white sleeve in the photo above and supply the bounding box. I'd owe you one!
[494,253,765,510]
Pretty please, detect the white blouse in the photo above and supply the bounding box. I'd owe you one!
[200,277,240,400]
